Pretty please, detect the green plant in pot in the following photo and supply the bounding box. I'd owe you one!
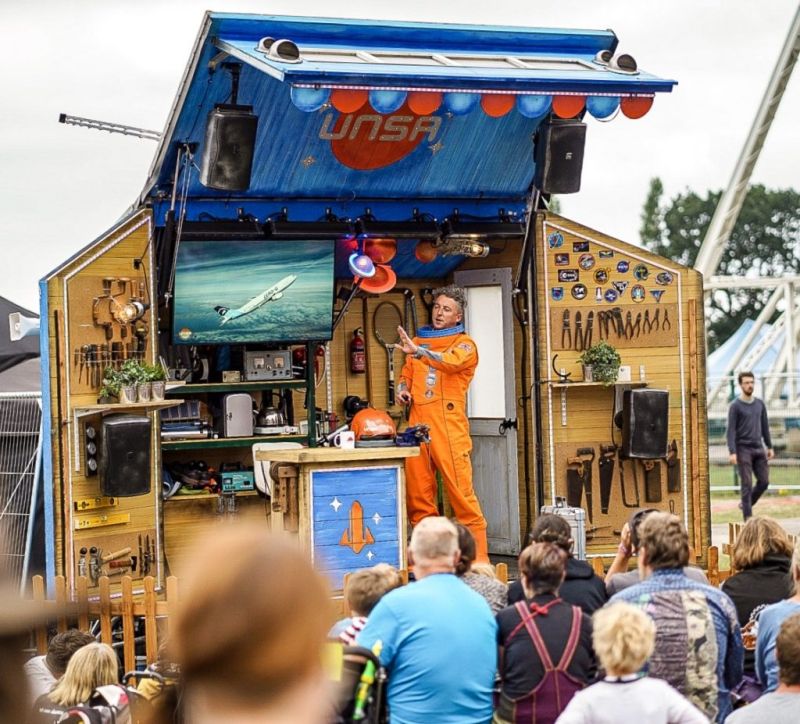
[578,341,621,386]
[99,367,123,403]
[119,359,148,403]
[143,362,167,400]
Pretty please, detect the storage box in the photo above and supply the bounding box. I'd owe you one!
[540,498,586,560]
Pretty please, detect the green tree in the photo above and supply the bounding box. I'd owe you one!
[639,179,800,350]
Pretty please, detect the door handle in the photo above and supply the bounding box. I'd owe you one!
[499,418,517,435]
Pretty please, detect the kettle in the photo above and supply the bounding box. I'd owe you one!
[257,403,286,427]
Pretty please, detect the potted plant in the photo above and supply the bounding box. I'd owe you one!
[119,359,148,403]
[578,341,621,386]
[144,362,168,401]
[99,367,123,404]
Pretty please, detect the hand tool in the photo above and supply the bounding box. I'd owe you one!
[88,546,101,585]
[106,567,131,577]
[78,547,88,578]
[373,302,403,405]
[632,312,642,338]
[624,311,634,339]
[583,311,594,350]
[643,460,662,502]
[107,558,135,569]
[618,451,640,508]
[653,308,661,331]
[598,311,611,340]
[101,546,132,563]
[138,535,145,574]
[574,311,583,351]
[611,307,625,337]
[669,499,676,515]
[561,310,571,349]
[551,354,571,383]
[662,308,672,331]
[566,447,595,522]
[598,444,616,515]
[666,439,681,493]
[643,309,653,335]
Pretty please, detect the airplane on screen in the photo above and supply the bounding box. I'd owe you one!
[214,274,297,325]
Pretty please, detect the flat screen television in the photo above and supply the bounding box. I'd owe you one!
[172,239,335,345]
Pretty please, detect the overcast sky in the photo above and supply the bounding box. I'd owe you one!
[2,0,799,312]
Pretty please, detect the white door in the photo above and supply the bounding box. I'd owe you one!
[454,268,521,555]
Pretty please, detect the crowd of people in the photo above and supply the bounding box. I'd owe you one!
[5,512,800,723]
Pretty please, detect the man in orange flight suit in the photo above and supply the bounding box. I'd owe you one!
[396,285,489,562]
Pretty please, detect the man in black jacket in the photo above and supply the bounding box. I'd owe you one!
[507,514,607,614]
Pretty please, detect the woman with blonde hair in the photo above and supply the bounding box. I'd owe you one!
[721,517,794,683]
[28,642,118,723]
[556,603,707,723]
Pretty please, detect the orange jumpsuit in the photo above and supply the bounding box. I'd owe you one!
[398,327,489,561]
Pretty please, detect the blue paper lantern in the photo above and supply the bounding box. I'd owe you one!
[517,95,552,118]
[290,86,330,113]
[443,92,480,116]
[369,90,407,114]
[586,95,620,120]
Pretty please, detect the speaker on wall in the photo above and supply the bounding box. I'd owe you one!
[99,415,152,497]
[199,104,258,191]
[621,389,669,459]
[533,120,587,195]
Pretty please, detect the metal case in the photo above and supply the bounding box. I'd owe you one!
[222,393,254,437]
[540,497,587,560]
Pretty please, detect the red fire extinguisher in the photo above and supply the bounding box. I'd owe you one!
[350,328,366,374]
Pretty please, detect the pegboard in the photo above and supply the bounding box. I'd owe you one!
[72,528,158,587]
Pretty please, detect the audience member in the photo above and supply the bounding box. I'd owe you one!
[28,642,118,724]
[496,542,596,724]
[729,612,800,723]
[357,517,497,724]
[332,563,403,645]
[722,517,793,679]
[605,509,708,595]
[170,524,334,724]
[755,539,800,693]
[508,514,607,614]
[24,629,94,703]
[555,602,707,723]
[455,522,508,614]
[609,512,742,722]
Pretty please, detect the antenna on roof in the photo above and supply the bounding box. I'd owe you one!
[58,113,161,142]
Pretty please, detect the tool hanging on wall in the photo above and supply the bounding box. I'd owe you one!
[666,439,681,493]
[618,451,640,508]
[373,302,403,405]
[573,311,583,351]
[598,444,616,515]
[566,447,595,522]
[583,311,594,350]
[561,310,571,349]
[643,460,662,503]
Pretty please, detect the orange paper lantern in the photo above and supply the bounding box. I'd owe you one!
[407,91,442,115]
[414,240,438,264]
[620,96,654,119]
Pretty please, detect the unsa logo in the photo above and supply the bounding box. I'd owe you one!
[319,102,442,170]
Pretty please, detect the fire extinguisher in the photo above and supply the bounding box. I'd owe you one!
[350,328,366,374]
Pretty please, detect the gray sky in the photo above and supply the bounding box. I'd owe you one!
[2,0,799,311]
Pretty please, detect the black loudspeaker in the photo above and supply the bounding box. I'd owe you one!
[533,120,587,194]
[99,415,151,497]
[621,389,669,459]
[199,105,258,191]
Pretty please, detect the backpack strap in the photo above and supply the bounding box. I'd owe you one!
[514,601,556,671]
[556,606,583,670]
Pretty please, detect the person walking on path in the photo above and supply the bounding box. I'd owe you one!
[727,371,774,520]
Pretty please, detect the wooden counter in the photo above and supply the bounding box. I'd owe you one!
[256,445,419,591]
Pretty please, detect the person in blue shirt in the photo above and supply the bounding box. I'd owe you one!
[357,516,497,724]
[756,540,800,692]
[610,512,743,723]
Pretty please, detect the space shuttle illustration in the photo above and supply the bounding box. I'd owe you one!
[214,274,297,325]
[339,501,375,555]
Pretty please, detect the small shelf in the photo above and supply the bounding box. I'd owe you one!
[74,400,185,416]
[165,380,306,394]
[161,435,307,451]
[549,381,648,389]
[165,490,261,502]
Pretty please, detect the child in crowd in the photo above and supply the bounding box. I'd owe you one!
[333,563,403,645]
[555,602,708,724]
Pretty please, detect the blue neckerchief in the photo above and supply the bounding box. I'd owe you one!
[416,323,465,339]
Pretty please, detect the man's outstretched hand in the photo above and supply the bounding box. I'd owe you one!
[396,326,417,355]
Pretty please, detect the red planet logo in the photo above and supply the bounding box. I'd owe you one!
[319,102,442,171]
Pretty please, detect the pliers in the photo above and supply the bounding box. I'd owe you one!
[561,310,571,349]
[624,311,634,339]
[574,311,583,351]
[652,308,660,332]
[662,309,672,331]
[643,309,653,335]
[583,311,594,349]
[632,312,642,338]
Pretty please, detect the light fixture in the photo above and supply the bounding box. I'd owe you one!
[267,219,354,239]
[608,54,638,75]
[434,239,490,258]
[593,49,613,66]
[440,217,524,239]
[112,300,148,324]
[348,252,376,278]
[258,37,301,64]
[356,218,440,240]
